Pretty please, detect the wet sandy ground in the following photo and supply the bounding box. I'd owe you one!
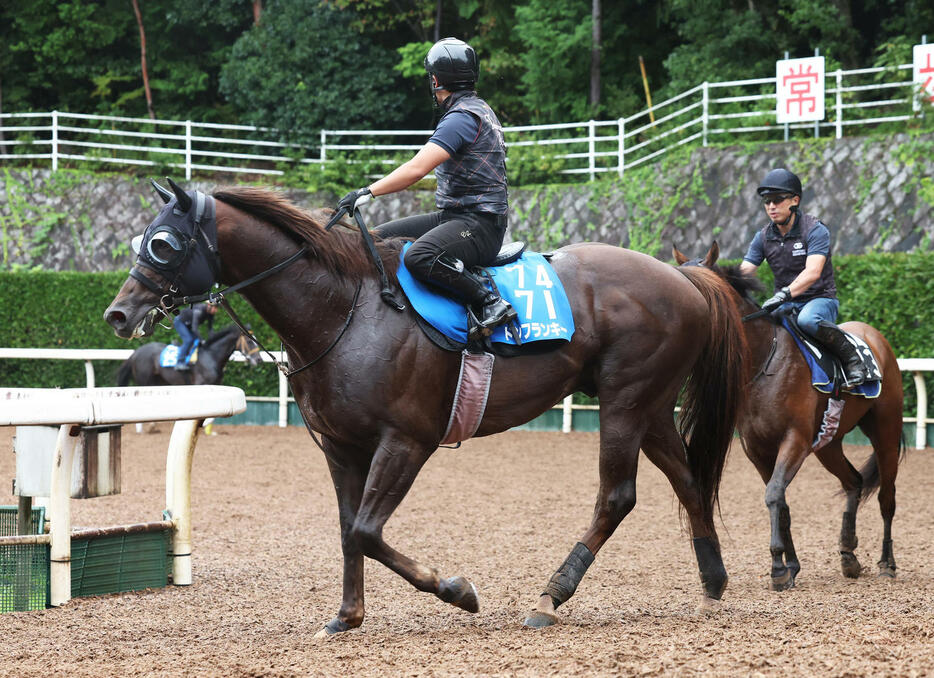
[1,425,932,677]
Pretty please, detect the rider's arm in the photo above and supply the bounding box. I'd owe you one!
[787,255,826,297]
[739,232,764,275]
[368,111,476,197]
[787,222,830,297]
[368,142,450,197]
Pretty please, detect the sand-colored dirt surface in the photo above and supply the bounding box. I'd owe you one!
[1,425,932,677]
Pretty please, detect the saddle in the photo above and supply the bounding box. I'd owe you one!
[778,311,881,399]
[397,242,576,357]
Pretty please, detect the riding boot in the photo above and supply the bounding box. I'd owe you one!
[427,256,518,337]
[814,321,866,388]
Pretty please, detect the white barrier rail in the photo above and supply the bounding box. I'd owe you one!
[1,348,931,448]
[0,63,922,182]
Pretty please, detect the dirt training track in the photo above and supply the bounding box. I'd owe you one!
[1,426,932,677]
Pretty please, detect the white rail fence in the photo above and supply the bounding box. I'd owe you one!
[1,348,931,449]
[0,63,923,183]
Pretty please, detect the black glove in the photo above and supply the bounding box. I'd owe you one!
[761,286,791,312]
[336,186,373,214]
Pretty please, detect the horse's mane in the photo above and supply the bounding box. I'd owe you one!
[212,187,401,283]
[715,262,763,303]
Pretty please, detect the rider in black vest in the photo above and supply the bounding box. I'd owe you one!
[740,168,867,387]
[333,37,515,338]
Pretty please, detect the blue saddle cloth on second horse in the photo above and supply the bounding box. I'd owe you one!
[159,341,198,368]
[396,242,575,350]
[781,317,881,398]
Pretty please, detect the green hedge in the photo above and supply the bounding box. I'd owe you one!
[1,253,932,410]
[0,271,279,396]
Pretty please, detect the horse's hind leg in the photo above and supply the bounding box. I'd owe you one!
[859,411,902,579]
[813,439,864,579]
[640,411,727,604]
[524,407,644,628]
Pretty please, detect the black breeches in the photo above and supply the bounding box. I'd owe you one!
[374,210,507,281]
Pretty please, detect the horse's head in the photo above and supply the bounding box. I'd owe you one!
[105,178,220,338]
[236,331,263,367]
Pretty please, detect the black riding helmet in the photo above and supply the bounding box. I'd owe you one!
[757,168,802,197]
[424,37,479,92]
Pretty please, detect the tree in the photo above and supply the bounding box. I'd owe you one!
[219,0,413,143]
[131,0,155,119]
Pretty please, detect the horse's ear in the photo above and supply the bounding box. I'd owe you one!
[166,177,193,212]
[151,179,174,204]
[702,241,720,268]
[672,244,689,266]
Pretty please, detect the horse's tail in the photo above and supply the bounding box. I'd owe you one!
[856,431,907,503]
[678,266,749,530]
[116,359,134,387]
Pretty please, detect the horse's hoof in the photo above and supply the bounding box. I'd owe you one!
[840,551,862,579]
[437,576,479,613]
[696,596,724,615]
[770,569,795,591]
[523,610,559,628]
[877,565,897,579]
[313,617,351,639]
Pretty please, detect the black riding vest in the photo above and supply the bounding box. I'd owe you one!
[760,212,837,301]
[434,91,508,215]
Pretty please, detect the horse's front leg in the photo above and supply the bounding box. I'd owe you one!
[315,439,369,638]
[352,432,479,614]
[764,435,809,591]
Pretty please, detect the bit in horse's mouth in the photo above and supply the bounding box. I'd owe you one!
[132,307,161,338]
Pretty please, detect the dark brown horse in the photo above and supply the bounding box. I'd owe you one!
[104,180,747,635]
[116,324,261,387]
[674,242,904,590]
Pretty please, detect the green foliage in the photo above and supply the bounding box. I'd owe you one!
[219,0,414,145]
[0,271,279,397]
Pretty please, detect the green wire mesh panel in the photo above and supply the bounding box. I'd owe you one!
[0,506,49,612]
[71,530,170,598]
[0,506,45,537]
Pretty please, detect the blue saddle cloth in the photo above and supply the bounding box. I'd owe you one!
[396,243,575,346]
[781,318,881,398]
[159,341,198,368]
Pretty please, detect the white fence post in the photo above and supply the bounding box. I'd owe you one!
[617,117,625,177]
[835,70,843,139]
[320,129,327,163]
[914,371,927,450]
[51,110,58,171]
[278,368,289,428]
[185,120,192,180]
[588,119,596,182]
[562,395,573,433]
[702,82,709,147]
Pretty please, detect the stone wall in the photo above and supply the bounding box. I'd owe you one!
[1,132,931,272]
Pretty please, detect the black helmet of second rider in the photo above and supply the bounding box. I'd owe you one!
[424,37,478,92]
[757,168,802,198]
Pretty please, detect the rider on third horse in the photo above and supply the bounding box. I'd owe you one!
[173,302,217,371]
[739,168,868,387]
[333,37,516,338]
